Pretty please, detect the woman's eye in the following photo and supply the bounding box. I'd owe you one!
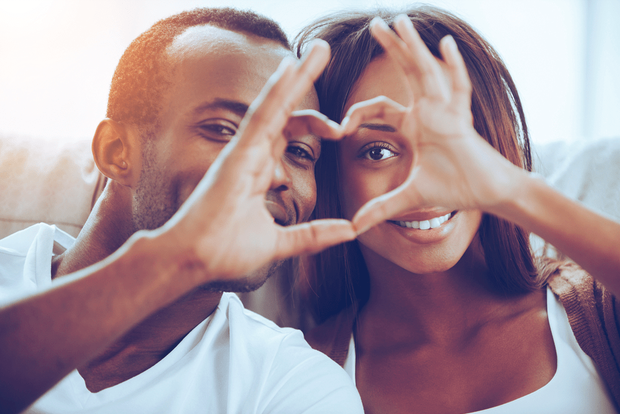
[362,146,397,161]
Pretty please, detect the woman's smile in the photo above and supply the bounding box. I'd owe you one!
[389,210,455,230]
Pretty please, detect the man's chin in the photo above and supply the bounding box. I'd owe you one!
[199,261,283,293]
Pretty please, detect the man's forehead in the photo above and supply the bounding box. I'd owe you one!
[167,24,289,63]
[163,24,319,113]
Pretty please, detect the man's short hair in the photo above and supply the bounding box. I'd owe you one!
[106,8,290,136]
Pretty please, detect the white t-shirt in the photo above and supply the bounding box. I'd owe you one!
[343,288,616,413]
[0,224,363,414]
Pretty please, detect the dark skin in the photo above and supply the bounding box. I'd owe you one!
[354,242,555,413]
[323,16,619,413]
[337,54,555,413]
[50,185,221,392]
[0,27,357,412]
[50,26,322,392]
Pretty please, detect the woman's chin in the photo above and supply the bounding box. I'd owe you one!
[394,253,462,276]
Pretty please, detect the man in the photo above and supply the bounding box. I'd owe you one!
[0,8,361,413]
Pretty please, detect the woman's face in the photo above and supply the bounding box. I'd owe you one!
[339,56,483,274]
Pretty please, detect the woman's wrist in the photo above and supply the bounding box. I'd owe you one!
[486,169,546,226]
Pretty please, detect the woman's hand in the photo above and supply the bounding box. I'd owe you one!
[344,17,620,297]
[345,16,526,234]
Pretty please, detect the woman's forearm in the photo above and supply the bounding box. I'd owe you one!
[491,171,620,295]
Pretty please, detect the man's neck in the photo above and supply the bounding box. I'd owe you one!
[53,184,135,280]
[78,288,222,392]
[53,184,223,392]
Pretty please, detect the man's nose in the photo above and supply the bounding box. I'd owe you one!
[269,157,292,191]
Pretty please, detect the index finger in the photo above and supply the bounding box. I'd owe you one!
[286,110,345,141]
[371,16,448,100]
[235,40,331,148]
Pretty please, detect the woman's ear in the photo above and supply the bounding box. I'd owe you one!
[92,119,140,187]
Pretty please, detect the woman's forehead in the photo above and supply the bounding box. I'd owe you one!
[344,54,452,117]
[344,56,411,113]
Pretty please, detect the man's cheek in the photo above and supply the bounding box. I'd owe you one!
[298,172,317,223]
[176,172,206,207]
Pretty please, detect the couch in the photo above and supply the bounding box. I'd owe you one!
[2,133,620,328]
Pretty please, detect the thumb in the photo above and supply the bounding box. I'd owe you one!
[352,180,423,234]
[274,219,356,259]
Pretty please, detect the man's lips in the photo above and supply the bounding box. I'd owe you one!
[265,199,291,226]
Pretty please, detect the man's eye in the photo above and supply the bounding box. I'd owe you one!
[198,123,236,140]
[361,144,397,161]
[287,145,315,162]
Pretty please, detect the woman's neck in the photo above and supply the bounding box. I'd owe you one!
[356,238,535,349]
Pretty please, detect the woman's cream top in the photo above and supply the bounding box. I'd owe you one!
[343,288,617,413]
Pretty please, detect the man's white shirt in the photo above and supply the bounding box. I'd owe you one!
[0,224,363,413]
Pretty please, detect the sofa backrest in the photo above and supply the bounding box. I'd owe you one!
[0,135,105,238]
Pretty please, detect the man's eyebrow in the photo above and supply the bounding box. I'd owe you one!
[193,99,249,117]
[358,123,397,132]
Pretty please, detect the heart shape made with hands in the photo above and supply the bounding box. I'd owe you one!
[286,15,514,237]
[170,33,514,279]
[335,87,485,236]
[288,89,482,237]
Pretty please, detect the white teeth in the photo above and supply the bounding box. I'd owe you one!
[395,213,452,230]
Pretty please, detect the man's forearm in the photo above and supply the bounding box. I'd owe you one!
[0,230,206,413]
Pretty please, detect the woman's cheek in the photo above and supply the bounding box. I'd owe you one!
[340,168,393,220]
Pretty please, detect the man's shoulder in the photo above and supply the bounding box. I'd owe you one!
[0,223,74,304]
[221,292,337,363]
[215,293,363,412]
[220,292,308,349]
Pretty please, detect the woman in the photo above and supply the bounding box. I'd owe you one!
[296,6,620,413]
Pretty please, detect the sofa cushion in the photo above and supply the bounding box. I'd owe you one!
[0,135,105,238]
[529,137,620,257]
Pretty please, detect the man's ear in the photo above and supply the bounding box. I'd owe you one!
[92,119,140,187]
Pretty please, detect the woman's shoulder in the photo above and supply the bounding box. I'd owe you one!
[547,261,594,294]
[546,261,615,326]
[305,307,357,367]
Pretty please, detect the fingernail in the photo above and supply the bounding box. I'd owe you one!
[279,56,296,69]
[444,35,457,51]
[355,223,371,236]
[309,38,329,53]
[395,14,414,29]
[394,14,409,24]
[327,119,340,129]
[370,17,389,30]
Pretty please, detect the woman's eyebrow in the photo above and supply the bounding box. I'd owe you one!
[359,123,397,132]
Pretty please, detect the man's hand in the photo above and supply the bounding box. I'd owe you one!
[155,40,356,281]
[0,41,356,414]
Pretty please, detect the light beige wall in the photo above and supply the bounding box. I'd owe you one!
[1,0,617,145]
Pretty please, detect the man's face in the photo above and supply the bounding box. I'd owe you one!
[132,25,321,244]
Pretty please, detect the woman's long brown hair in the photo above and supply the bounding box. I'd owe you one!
[296,5,545,324]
